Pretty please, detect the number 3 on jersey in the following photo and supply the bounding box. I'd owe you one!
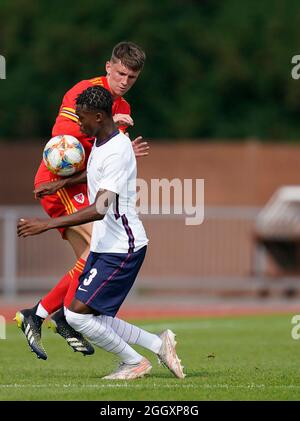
[83,268,98,286]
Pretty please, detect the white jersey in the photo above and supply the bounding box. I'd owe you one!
[87,130,148,253]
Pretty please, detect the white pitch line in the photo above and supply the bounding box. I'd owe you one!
[1,383,300,389]
[139,320,240,331]
[0,383,197,389]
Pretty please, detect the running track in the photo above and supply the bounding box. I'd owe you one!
[1,300,300,321]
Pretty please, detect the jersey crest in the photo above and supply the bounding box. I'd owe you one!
[74,193,85,204]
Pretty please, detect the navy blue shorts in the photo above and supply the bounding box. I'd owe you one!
[75,246,147,317]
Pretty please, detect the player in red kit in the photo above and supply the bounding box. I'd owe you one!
[15,42,149,360]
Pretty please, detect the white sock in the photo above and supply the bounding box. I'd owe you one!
[99,315,162,354]
[65,309,143,364]
[36,303,49,319]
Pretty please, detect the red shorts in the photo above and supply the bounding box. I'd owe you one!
[38,183,89,238]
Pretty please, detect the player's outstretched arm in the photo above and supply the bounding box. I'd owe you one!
[18,189,115,237]
[34,170,87,198]
[113,113,134,128]
[130,135,150,158]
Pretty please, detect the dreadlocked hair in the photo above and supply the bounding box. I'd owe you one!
[76,86,113,116]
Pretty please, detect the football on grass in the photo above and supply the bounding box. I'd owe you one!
[43,135,85,177]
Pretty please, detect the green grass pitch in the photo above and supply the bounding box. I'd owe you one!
[1,315,300,401]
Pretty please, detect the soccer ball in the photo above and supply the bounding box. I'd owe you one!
[43,135,85,177]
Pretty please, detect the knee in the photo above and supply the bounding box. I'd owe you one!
[68,298,89,313]
[65,308,91,332]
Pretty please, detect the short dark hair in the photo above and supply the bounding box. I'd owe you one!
[76,86,113,116]
[111,41,146,71]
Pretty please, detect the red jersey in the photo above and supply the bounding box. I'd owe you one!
[35,76,131,186]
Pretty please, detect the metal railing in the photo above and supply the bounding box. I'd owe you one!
[0,205,260,298]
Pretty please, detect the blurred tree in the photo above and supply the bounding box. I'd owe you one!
[0,0,300,141]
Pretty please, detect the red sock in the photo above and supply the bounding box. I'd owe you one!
[64,258,86,308]
[41,258,86,314]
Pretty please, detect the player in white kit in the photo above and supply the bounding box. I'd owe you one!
[17,86,185,380]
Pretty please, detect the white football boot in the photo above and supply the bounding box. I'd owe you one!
[103,357,152,380]
[157,329,185,379]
